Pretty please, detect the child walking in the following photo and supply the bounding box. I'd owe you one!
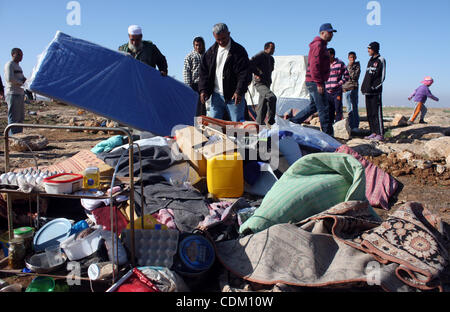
[407,76,439,124]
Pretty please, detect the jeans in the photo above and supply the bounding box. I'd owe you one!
[290,81,333,136]
[343,89,359,129]
[326,90,343,123]
[6,94,25,136]
[254,82,277,125]
[208,92,246,122]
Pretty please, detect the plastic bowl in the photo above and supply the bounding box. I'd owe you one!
[25,276,55,292]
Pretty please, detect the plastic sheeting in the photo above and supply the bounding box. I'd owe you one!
[245,55,309,107]
[259,121,342,153]
[30,31,198,136]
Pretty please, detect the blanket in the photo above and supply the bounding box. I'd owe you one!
[217,201,449,292]
[336,144,399,210]
[239,153,375,234]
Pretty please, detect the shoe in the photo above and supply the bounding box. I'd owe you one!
[364,133,377,140]
[407,120,413,125]
[371,134,385,141]
[419,120,427,124]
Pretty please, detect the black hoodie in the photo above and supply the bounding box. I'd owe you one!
[361,55,386,95]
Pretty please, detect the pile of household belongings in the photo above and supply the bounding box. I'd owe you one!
[4,113,446,293]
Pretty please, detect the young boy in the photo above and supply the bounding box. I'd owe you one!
[407,76,439,124]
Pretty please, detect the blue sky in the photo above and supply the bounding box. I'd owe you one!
[1,0,449,108]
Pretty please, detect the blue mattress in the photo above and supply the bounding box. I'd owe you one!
[30,31,198,136]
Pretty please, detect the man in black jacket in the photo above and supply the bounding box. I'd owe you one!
[250,42,277,125]
[199,23,250,122]
[361,41,386,141]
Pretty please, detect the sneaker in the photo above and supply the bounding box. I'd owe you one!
[364,133,377,140]
[371,134,385,141]
[419,120,427,124]
[407,120,413,125]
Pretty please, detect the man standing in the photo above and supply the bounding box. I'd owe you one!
[0,74,4,101]
[325,48,349,123]
[361,42,386,141]
[183,37,206,116]
[198,23,250,122]
[250,42,277,125]
[4,48,26,135]
[289,23,336,136]
[119,25,168,76]
[342,51,361,132]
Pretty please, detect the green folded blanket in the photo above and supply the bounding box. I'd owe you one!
[239,152,377,234]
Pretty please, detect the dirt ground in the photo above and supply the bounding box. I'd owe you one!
[0,99,449,291]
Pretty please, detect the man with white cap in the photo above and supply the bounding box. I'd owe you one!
[119,25,168,76]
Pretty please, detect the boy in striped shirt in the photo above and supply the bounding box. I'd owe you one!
[325,48,349,123]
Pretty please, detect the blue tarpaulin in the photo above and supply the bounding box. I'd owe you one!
[30,31,198,136]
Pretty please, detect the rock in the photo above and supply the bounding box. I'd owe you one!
[333,118,351,140]
[83,120,101,133]
[424,137,450,160]
[309,117,320,126]
[422,133,444,140]
[106,120,120,134]
[436,165,446,175]
[410,159,432,170]
[9,134,49,152]
[397,151,414,162]
[391,114,408,127]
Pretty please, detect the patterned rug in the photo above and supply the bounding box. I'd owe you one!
[216,201,448,292]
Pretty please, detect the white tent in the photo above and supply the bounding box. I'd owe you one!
[245,55,310,116]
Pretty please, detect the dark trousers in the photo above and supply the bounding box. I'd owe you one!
[291,81,333,136]
[365,94,384,136]
[254,82,277,125]
[191,83,206,116]
[326,90,343,123]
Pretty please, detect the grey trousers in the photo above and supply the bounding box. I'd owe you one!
[255,82,277,125]
[6,94,25,135]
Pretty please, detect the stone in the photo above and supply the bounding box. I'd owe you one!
[309,117,321,126]
[410,159,432,170]
[422,133,444,140]
[436,165,446,175]
[397,151,414,162]
[333,118,351,140]
[391,114,408,127]
[9,134,49,152]
[424,137,450,160]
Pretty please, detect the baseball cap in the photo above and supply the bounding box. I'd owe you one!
[319,23,337,33]
[368,41,380,52]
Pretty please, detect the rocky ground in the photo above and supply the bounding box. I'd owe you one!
[0,99,449,291]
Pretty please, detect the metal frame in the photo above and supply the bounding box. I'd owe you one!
[2,123,139,284]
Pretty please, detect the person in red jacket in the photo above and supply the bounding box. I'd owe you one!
[288,23,336,136]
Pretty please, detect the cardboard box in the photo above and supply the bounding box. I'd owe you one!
[175,126,239,176]
[175,126,208,176]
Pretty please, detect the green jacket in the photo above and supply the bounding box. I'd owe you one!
[118,40,168,73]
